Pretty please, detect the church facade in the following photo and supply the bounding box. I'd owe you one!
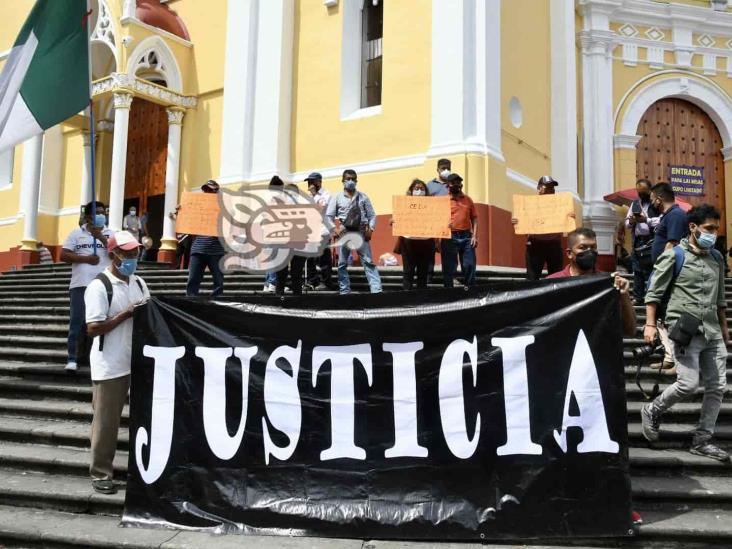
[1,0,732,271]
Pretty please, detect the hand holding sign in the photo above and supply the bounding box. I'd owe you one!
[392,195,451,239]
[512,193,577,235]
[175,192,221,237]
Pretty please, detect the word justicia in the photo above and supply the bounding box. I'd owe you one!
[135,330,619,485]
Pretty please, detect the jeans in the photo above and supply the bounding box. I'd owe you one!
[186,253,225,296]
[651,334,728,445]
[440,231,476,288]
[276,256,306,295]
[525,239,563,281]
[264,271,277,286]
[337,236,382,294]
[67,287,87,362]
[306,247,333,287]
[631,252,652,303]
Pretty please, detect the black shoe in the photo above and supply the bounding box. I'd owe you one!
[690,441,730,462]
[641,403,662,442]
[91,479,117,494]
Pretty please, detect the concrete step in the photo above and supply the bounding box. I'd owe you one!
[627,402,732,420]
[628,422,732,446]
[0,397,128,424]
[0,335,67,349]
[0,440,127,478]
[629,446,732,474]
[633,474,732,504]
[0,416,128,451]
[0,314,70,323]
[0,323,68,336]
[636,506,732,542]
[0,362,90,383]
[0,347,67,363]
[0,376,92,401]
[0,469,124,516]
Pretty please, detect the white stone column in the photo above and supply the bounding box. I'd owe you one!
[550,0,578,194]
[161,107,184,254]
[79,130,93,205]
[580,29,617,256]
[427,0,503,161]
[108,92,133,231]
[19,134,43,251]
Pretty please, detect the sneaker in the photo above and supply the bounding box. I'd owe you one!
[690,441,730,462]
[64,361,78,372]
[262,284,275,293]
[631,510,643,526]
[641,403,661,442]
[303,282,317,292]
[91,479,117,494]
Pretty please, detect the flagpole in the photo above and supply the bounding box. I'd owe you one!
[85,0,99,254]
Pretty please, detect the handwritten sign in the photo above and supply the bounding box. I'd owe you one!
[392,195,451,239]
[669,165,704,196]
[512,193,577,235]
[175,192,221,236]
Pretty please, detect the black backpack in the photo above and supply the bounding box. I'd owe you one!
[94,273,144,352]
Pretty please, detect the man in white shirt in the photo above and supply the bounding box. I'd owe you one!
[60,201,113,371]
[85,231,150,494]
[303,172,336,290]
[122,207,141,241]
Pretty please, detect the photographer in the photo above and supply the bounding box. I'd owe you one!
[641,204,729,462]
[624,179,660,303]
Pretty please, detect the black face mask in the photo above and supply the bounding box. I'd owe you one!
[638,192,650,202]
[575,249,598,271]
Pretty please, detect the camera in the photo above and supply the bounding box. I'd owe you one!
[632,343,661,360]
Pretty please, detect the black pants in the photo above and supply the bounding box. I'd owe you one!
[402,238,434,290]
[276,256,307,295]
[306,248,333,286]
[525,240,563,281]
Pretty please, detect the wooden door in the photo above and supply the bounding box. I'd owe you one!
[125,98,168,215]
[636,98,726,234]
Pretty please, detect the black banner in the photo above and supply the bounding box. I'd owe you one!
[123,275,632,540]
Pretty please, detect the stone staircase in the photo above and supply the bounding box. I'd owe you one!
[0,263,729,548]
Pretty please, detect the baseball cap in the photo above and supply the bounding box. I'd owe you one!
[304,172,323,182]
[107,231,140,252]
[537,175,558,188]
[446,173,464,183]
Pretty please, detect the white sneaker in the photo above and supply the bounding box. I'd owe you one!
[262,284,275,293]
[65,361,78,371]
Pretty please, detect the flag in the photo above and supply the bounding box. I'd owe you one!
[0,0,90,152]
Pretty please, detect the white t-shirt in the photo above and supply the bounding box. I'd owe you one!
[62,225,113,289]
[85,269,150,381]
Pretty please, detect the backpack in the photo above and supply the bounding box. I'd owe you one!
[94,273,144,352]
[653,246,724,319]
[342,194,362,231]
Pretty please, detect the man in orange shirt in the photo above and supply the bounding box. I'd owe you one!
[441,173,478,288]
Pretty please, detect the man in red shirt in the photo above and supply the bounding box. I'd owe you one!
[548,227,636,337]
[441,173,478,288]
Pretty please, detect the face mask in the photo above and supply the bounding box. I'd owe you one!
[129,210,136,215]
[412,189,426,196]
[93,214,106,227]
[696,230,717,249]
[115,255,138,277]
[440,169,451,181]
[638,192,650,202]
[575,249,598,271]
[344,180,357,191]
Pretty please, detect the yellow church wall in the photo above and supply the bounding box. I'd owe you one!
[179,91,223,191]
[0,1,35,51]
[291,0,432,172]
[500,0,551,200]
[59,131,85,212]
[0,147,22,222]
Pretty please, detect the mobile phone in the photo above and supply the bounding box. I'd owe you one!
[631,203,642,216]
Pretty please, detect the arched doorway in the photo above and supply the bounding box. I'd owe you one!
[636,98,726,236]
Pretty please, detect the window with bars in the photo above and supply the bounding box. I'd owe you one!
[361,0,383,109]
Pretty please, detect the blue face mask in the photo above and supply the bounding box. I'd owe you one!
[696,230,717,249]
[115,255,138,277]
[93,214,106,227]
[344,180,357,191]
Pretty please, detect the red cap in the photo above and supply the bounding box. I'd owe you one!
[107,231,140,252]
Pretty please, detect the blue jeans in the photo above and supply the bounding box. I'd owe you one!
[264,271,277,286]
[337,237,382,294]
[631,252,652,303]
[67,287,87,361]
[440,231,476,288]
[186,253,225,296]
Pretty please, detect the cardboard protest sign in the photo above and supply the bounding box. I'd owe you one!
[392,195,451,239]
[512,193,577,235]
[175,192,221,237]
